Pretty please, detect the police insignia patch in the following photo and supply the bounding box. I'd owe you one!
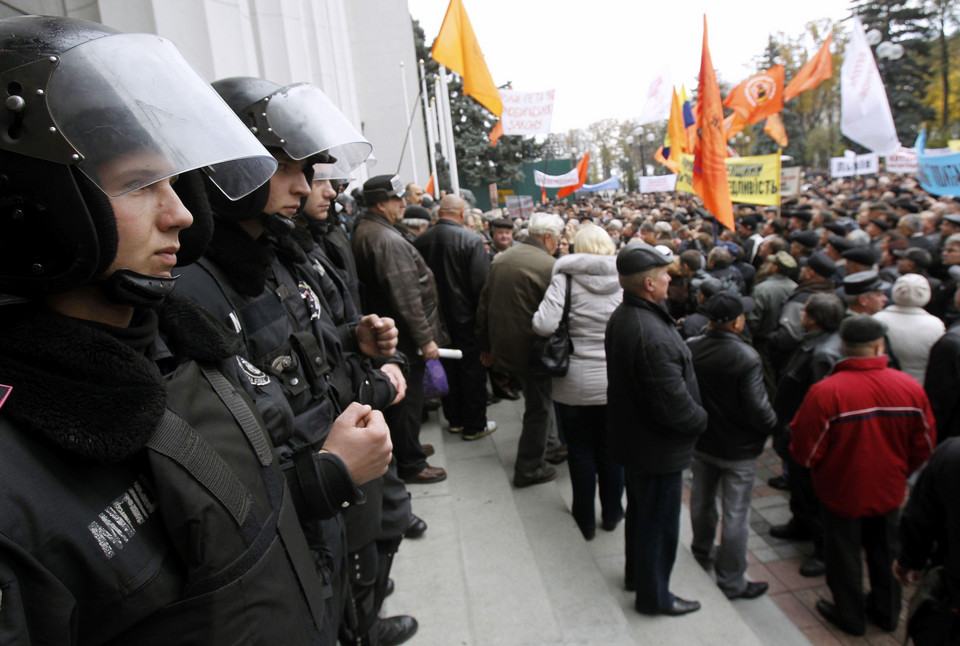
[0,384,10,410]
[298,281,321,320]
[236,357,270,386]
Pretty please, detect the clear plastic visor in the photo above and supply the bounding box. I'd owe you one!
[266,83,372,172]
[47,33,276,198]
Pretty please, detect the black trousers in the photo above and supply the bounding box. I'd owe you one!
[439,340,487,434]
[624,469,683,612]
[822,506,901,634]
[385,359,427,479]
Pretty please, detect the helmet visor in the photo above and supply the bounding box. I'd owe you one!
[265,83,372,172]
[46,33,276,198]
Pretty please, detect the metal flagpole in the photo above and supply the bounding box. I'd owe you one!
[398,61,418,182]
[437,64,460,196]
[419,59,439,198]
[434,78,449,164]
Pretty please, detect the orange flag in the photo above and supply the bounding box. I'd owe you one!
[724,111,747,140]
[693,16,734,232]
[654,145,679,173]
[764,112,789,147]
[488,120,503,146]
[541,186,548,204]
[723,65,784,125]
[665,88,687,165]
[784,34,833,102]
[557,152,590,199]
[425,173,435,197]
[431,0,503,116]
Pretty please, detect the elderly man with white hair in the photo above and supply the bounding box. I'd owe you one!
[478,212,567,487]
[873,274,945,384]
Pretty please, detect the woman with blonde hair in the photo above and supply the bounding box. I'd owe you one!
[533,223,624,539]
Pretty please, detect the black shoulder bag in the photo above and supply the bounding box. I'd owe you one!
[530,275,574,377]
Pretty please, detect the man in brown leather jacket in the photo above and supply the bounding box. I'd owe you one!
[353,174,449,484]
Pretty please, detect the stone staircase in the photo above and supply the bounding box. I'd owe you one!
[383,397,813,646]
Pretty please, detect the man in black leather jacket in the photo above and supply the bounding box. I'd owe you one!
[687,292,777,601]
[414,195,496,441]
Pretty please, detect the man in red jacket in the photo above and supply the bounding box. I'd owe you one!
[790,315,936,636]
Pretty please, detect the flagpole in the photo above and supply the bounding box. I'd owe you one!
[437,64,460,196]
[419,59,440,198]
[398,61,419,182]
[434,78,449,165]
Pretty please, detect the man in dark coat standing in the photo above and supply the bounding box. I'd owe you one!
[606,244,708,617]
[414,195,496,441]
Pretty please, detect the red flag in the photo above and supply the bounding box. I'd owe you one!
[541,186,548,204]
[425,173,435,197]
[784,34,833,102]
[489,120,503,146]
[692,16,734,232]
[723,65,784,125]
[557,152,590,199]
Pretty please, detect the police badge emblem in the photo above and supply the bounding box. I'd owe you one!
[236,357,271,386]
[298,281,322,320]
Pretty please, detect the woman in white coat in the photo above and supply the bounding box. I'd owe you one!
[873,273,945,384]
[533,224,624,539]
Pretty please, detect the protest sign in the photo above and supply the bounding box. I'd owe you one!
[830,153,879,177]
[885,148,917,174]
[500,89,555,135]
[780,166,801,197]
[676,153,781,206]
[640,174,678,193]
[534,167,580,188]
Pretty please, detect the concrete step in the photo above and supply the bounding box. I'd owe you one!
[384,397,811,646]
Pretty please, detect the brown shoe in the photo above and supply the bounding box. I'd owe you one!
[422,443,435,457]
[513,466,557,488]
[403,465,447,484]
[545,445,568,464]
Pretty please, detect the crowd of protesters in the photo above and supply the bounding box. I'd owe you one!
[3,15,956,640]
[387,169,960,639]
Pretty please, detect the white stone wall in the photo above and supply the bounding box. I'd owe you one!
[3,0,430,187]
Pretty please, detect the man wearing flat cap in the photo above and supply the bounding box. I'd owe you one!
[843,270,889,316]
[791,316,935,637]
[769,251,837,363]
[353,174,450,484]
[687,292,776,601]
[606,244,708,617]
[841,245,879,276]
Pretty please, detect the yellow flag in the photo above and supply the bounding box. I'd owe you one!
[431,0,503,116]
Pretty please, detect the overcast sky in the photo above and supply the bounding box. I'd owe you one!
[407,0,854,132]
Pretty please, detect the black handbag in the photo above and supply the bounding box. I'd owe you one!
[530,275,574,377]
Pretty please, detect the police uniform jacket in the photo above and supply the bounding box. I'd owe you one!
[0,300,329,645]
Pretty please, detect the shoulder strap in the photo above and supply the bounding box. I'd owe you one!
[199,365,274,468]
[561,274,573,324]
[147,409,252,527]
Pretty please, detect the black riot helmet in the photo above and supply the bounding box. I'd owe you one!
[0,16,276,304]
[208,76,372,221]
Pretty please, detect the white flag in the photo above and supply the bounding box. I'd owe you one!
[841,18,900,155]
[637,67,673,125]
